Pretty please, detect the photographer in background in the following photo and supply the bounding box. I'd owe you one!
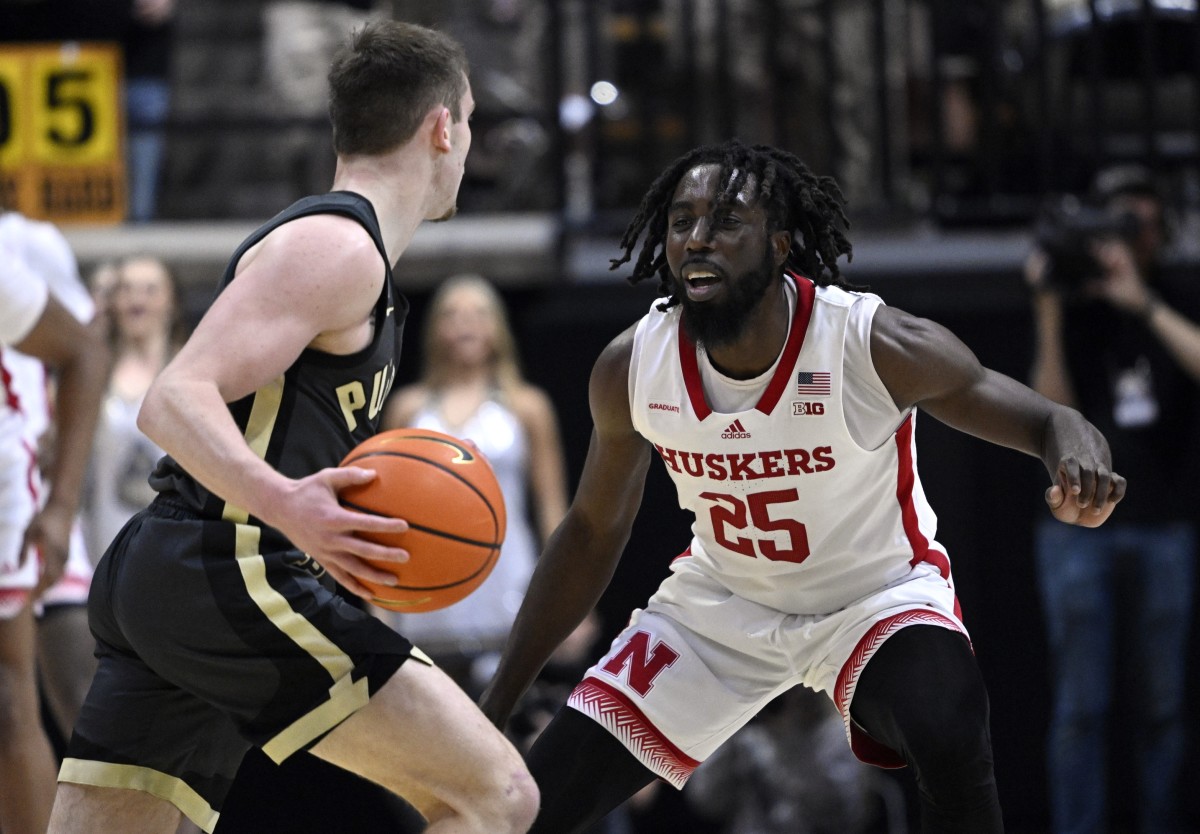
[1026,164,1200,833]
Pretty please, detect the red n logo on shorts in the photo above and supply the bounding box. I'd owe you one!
[602,630,679,696]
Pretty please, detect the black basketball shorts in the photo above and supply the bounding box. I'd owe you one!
[59,496,426,833]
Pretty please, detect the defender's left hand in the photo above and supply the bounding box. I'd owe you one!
[1045,458,1126,528]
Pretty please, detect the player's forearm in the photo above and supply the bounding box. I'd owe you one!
[483,516,626,723]
[920,367,1061,464]
[138,375,292,520]
[1038,404,1113,479]
[44,330,109,514]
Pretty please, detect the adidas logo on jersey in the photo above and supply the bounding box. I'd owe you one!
[721,419,751,439]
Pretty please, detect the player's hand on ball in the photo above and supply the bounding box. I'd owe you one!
[1045,458,1126,528]
[337,428,506,612]
[269,466,411,600]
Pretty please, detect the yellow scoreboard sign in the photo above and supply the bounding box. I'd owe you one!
[0,42,126,224]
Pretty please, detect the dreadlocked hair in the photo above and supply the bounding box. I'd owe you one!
[610,140,857,307]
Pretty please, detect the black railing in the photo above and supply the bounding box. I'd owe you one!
[153,0,1200,231]
[561,0,1200,228]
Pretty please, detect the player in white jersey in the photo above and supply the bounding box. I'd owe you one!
[0,213,98,612]
[480,141,1126,834]
[0,212,101,758]
[0,215,108,834]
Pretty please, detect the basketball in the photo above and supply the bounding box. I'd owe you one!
[338,428,506,613]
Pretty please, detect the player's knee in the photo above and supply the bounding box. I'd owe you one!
[878,662,993,784]
[903,700,996,807]
[510,770,541,833]
[922,720,993,779]
[483,762,539,834]
[912,693,992,766]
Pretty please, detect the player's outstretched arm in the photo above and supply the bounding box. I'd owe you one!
[481,325,651,728]
[870,305,1125,528]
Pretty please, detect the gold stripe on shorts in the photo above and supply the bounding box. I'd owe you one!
[232,523,369,763]
[58,758,220,833]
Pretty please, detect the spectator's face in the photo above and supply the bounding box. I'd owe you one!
[433,284,496,368]
[113,258,174,343]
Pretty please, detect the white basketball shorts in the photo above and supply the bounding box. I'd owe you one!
[567,559,967,787]
[0,442,93,617]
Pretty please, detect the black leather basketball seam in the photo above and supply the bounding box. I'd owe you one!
[367,545,501,592]
[338,499,501,549]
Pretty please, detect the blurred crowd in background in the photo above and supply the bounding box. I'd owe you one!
[6,0,1200,237]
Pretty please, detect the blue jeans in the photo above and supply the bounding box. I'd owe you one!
[124,77,170,223]
[1036,520,1196,834]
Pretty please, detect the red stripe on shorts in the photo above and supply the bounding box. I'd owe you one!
[833,609,967,768]
[567,675,700,788]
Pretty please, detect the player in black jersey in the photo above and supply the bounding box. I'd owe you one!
[49,21,538,834]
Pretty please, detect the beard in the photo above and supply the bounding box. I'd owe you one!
[678,245,778,350]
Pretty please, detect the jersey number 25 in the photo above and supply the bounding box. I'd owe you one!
[699,488,810,564]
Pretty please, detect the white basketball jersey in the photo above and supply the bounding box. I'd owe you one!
[629,274,952,616]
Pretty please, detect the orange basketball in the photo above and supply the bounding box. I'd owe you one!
[338,428,506,613]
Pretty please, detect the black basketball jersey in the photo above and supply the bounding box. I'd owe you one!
[150,191,408,540]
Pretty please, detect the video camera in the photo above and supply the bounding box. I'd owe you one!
[1033,194,1141,291]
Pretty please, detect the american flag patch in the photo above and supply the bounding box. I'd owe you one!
[796,371,831,396]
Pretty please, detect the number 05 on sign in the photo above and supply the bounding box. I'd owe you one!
[0,42,126,224]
